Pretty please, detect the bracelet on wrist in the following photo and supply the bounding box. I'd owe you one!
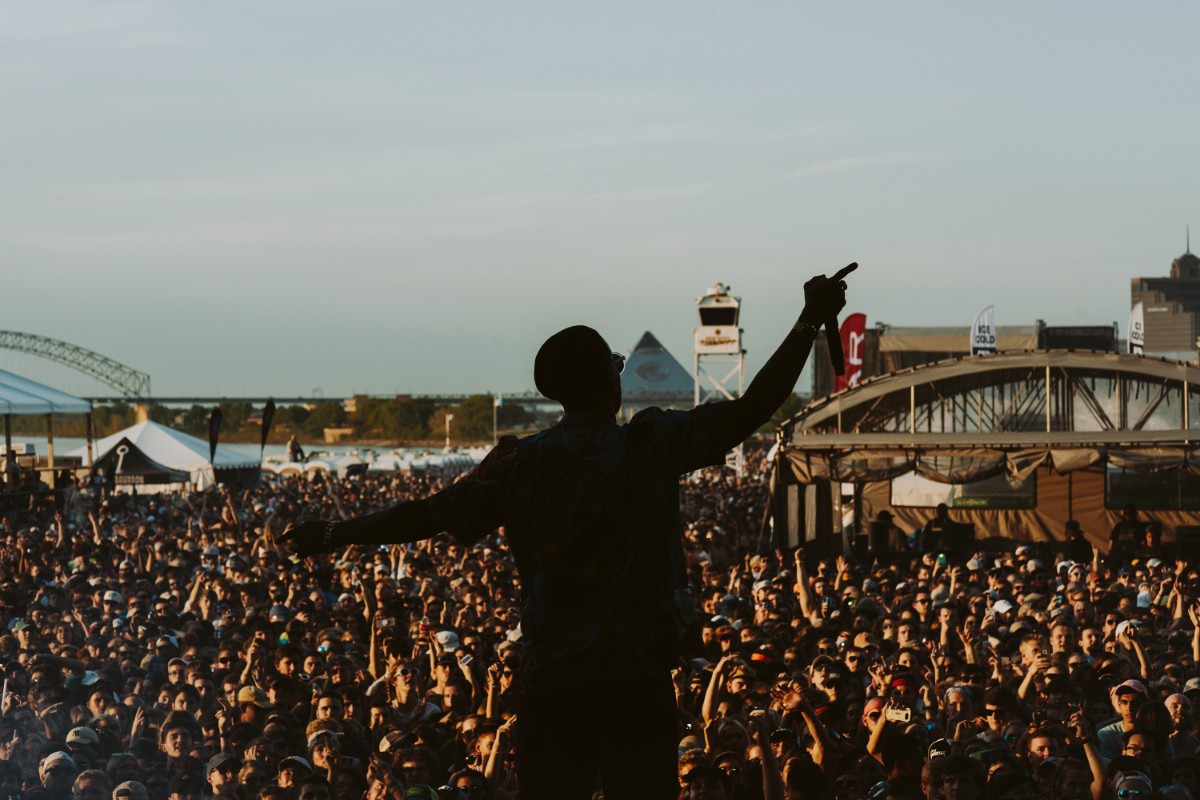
[792,319,819,338]
[323,520,339,551]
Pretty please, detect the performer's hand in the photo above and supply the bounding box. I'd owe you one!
[278,520,331,558]
[799,263,856,324]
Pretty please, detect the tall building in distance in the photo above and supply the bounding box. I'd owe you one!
[1131,242,1200,355]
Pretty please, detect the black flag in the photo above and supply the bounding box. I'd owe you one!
[260,399,276,459]
[208,408,222,467]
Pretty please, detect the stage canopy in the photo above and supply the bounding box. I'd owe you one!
[0,369,91,415]
[778,350,1200,543]
[90,437,190,487]
[69,420,259,490]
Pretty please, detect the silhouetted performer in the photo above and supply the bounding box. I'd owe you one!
[917,502,953,553]
[1110,504,1142,565]
[282,264,855,800]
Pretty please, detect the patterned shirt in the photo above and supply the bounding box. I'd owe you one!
[429,405,726,677]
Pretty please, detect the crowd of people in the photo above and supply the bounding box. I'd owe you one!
[0,447,1195,800]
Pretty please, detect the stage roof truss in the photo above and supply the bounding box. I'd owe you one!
[784,351,1200,453]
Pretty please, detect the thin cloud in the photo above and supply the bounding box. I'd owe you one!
[791,151,928,178]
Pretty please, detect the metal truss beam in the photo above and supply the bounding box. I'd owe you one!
[0,331,150,398]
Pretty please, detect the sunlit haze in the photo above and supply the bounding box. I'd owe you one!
[3,2,1198,397]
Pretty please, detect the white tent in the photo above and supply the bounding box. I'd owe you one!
[68,420,259,491]
[0,369,91,415]
[0,368,92,482]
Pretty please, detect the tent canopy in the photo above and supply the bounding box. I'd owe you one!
[92,437,190,486]
[0,369,91,415]
[68,420,259,489]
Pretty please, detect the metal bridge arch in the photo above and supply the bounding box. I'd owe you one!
[0,331,150,398]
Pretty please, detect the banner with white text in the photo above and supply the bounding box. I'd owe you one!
[835,312,867,392]
[971,306,997,355]
[1129,301,1145,355]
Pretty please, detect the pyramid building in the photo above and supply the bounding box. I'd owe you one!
[619,332,694,414]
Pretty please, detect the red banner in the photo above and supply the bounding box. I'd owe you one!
[834,313,867,392]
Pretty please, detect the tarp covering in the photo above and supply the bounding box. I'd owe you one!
[68,421,259,490]
[863,469,1200,546]
[91,437,190,486]
[783,446,1200,485]
[0,369,91,415]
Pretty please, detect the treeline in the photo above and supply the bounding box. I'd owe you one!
[14,395,534,444]
[13,392,806,443]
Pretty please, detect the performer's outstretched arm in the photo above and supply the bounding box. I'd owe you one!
[702,263,856,453]
[280,496,443,557]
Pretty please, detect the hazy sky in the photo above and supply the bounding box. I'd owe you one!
[3,2,1197,398]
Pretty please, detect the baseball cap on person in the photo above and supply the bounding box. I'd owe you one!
[1113,771,1153,791]
[1115,679,1149,697]
[379,734,412,753]
[928,738,953,761]
[279,755,313,774]
[65,727,99,746]
[42,751,76,770]
[206,752,241,775]
[103,590,123,604]
[113,782,149,800]
[307,730,339,750]
[379,731,407,753]
[236,686,274,708]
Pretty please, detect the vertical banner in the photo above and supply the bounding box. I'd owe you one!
[208,408,222,466]
[971,306,997,355]
[1129,301,1145,355]
[835,313,867,392]
[260,399,276,458]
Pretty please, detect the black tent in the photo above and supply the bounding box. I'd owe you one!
[92,437,190,487]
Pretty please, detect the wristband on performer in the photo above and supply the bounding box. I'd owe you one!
[792,318,819,338]
[323,520,339,551]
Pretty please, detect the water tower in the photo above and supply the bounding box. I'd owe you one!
[694,282,746,473]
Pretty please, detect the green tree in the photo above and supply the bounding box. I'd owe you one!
[427,406,453,444]
[273,404,311,432]
[453,395,498,440]
[368,397,436,441]
[178,405,210,436]
[352,398,386,434]
[496,401,532,433]
[219,401,253,431]
[304,401,348,437]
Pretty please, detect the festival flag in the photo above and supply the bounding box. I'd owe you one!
[208,408,222,466]
[1129,301,1145,355]
[260,399,276,458]
[834,313,867,392]
[971,306,997,356]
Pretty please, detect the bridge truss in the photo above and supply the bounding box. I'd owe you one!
[0,331,150,398]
